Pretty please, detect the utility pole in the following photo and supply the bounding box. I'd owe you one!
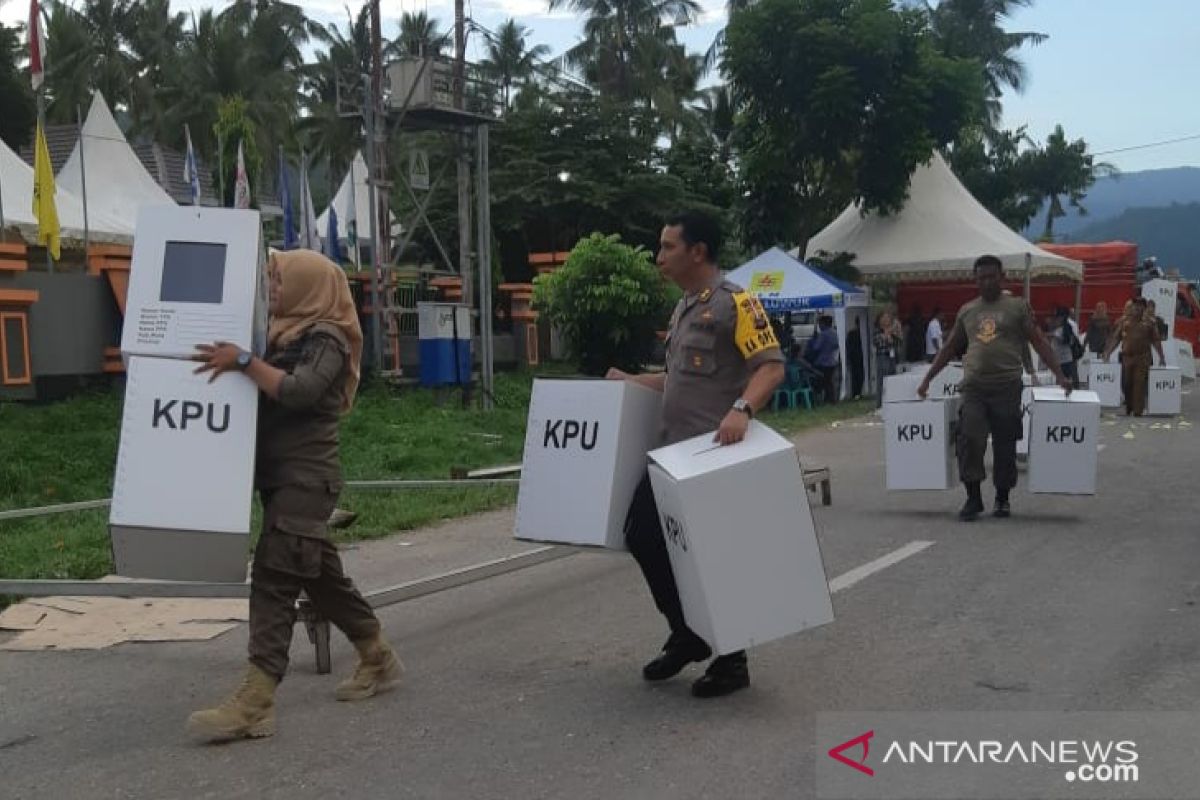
[364,0,385,372]
[455,0,473,310]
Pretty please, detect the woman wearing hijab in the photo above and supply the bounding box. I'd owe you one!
[188,249,399,743]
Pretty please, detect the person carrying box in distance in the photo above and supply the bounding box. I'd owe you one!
[188,249,400,742]
[1103,296,1166,417]
[918,255,1072,522]
[607,209,785,698]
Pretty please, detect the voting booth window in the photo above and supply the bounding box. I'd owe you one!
[159,241,227,304]
[1,311,32,386]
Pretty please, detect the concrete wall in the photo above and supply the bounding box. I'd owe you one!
[11,271,119,379]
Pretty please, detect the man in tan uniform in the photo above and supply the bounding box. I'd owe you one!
[1104,297,1166,416]
[608,209,784,698]
[920,255,1071,521]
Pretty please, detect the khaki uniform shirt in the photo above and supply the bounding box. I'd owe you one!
[1119,318,1161,365]
[255,323,350,496]
[660,276,784,445]
[951,295,1035,393]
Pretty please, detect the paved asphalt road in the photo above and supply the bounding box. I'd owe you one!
[2,391,1198,799]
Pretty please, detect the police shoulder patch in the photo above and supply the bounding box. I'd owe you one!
[731,290,779,359]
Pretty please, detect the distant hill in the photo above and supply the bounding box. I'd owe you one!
[1025,166,1200,238]
[1062,202,1200,278]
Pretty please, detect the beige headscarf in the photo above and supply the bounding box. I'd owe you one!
[268,249,363,412]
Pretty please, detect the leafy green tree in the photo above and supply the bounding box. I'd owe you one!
[947,126,1042,230]
[213,95,262,208]
[0,10,34,150]
[533,233,676,375]
[480,19,550,110]
[724,0,985,250]
[1022,124,1115,240]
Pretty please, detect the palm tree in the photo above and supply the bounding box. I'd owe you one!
[926,0,1048,126]
[0,2,35,149]
[298,7,369,177]
[702,0,754,74]
[481,19,550,109]
[1021,125,1116,240]
[696,84,735,163]
[393,11,450,58]
[42,0,137,123]
[549,0,700,102]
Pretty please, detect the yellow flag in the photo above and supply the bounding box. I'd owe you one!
[32,120,61,260]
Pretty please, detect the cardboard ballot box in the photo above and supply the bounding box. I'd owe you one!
[1164,339,1195,381]
[1027,388,1100,495]
[1089,359,1122,408]
[882,374,958,490]
[646,422,834,655]
[109,357,258,581]
[1147,366,1182,416]
[515,379,662,549]
[121,207,267,360]
[1016,386,1034,457]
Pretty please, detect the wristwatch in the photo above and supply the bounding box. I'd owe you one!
[732,397,754,418]
[235,351,253,371]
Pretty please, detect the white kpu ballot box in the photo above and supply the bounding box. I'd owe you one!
[1089,359,1123,407]
[1147,366,1182,416]
[110,357,258,581]
[1144,278,1178,340]
[110,206,266,582]
[1164,338,1196,381]
[515,379,662,549]
[882,374,959,490]
[1027,388,1101,495]
[121,207,267,360]
[646,422,833,655]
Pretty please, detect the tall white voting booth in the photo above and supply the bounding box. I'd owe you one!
[1143,279,1177,340]
[110,207,266,582]
[647,423,834,655]
[514,379,662,549]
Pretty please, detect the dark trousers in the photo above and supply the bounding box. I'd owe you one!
[957,384,1023,491]
[625,475,739,661]
[819,366,838,404]
[249,485,380,681]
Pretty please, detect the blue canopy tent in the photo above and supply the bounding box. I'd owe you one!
[725,248,871,400]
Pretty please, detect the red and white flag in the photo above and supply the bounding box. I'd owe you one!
[233,139,251,209]
[29,0,45,91]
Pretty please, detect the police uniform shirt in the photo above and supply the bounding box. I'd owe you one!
[660,276,784,445]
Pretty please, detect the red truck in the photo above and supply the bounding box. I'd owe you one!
[895,241,1200,352]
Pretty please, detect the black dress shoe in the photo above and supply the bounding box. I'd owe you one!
[691,653,750,698]
[993,498,1011,518]
[959,497,985,521]
[642,637,711,682]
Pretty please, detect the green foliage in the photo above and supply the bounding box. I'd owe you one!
[0,16,34,150]
[1024,124,1116,239]
[213,95,262,207]
[533,233,675,375]
[724,0,985,250]
[947,126,1043,231]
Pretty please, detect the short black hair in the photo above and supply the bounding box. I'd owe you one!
[974,254,1003,272]
[665,209,722,263]
[1133,297,1148,307]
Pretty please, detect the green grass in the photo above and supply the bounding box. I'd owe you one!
[1,372,873,585]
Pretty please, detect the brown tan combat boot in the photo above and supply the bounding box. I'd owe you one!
[335,633,403,701]
[186,663,278,742]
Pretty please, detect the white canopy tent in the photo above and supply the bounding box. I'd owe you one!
[1,134,129,245]
[316,151,399,254]
[56,92,175,236]
[805,153,1083,282]
[726,247,870,400]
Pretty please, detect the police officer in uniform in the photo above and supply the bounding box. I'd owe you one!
[919,255,1072,521]
[1104,297,1166,416]
[608,210,785,698]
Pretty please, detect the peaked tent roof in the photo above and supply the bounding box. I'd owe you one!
[0,134,130,245]
[56,91,176,235]
[805,153,1083,282]
[725,247,868,311]
[316,151,397,244]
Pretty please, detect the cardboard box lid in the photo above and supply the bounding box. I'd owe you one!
[648,421,793,480]
[1031,387,1100,405]
[1149,365,1181,374]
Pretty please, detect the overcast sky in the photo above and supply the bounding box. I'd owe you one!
[5,0,1197,172]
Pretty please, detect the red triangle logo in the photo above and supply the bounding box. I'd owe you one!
[828,730,875,776]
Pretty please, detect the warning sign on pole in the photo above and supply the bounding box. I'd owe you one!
[409,150,430,191]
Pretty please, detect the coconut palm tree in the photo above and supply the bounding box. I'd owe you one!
[480,19,550,109]
[393,11,450,58]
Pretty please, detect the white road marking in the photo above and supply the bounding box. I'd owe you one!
[829,540,935,593]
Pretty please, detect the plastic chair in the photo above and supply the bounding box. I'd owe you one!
[772,363,815,411]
